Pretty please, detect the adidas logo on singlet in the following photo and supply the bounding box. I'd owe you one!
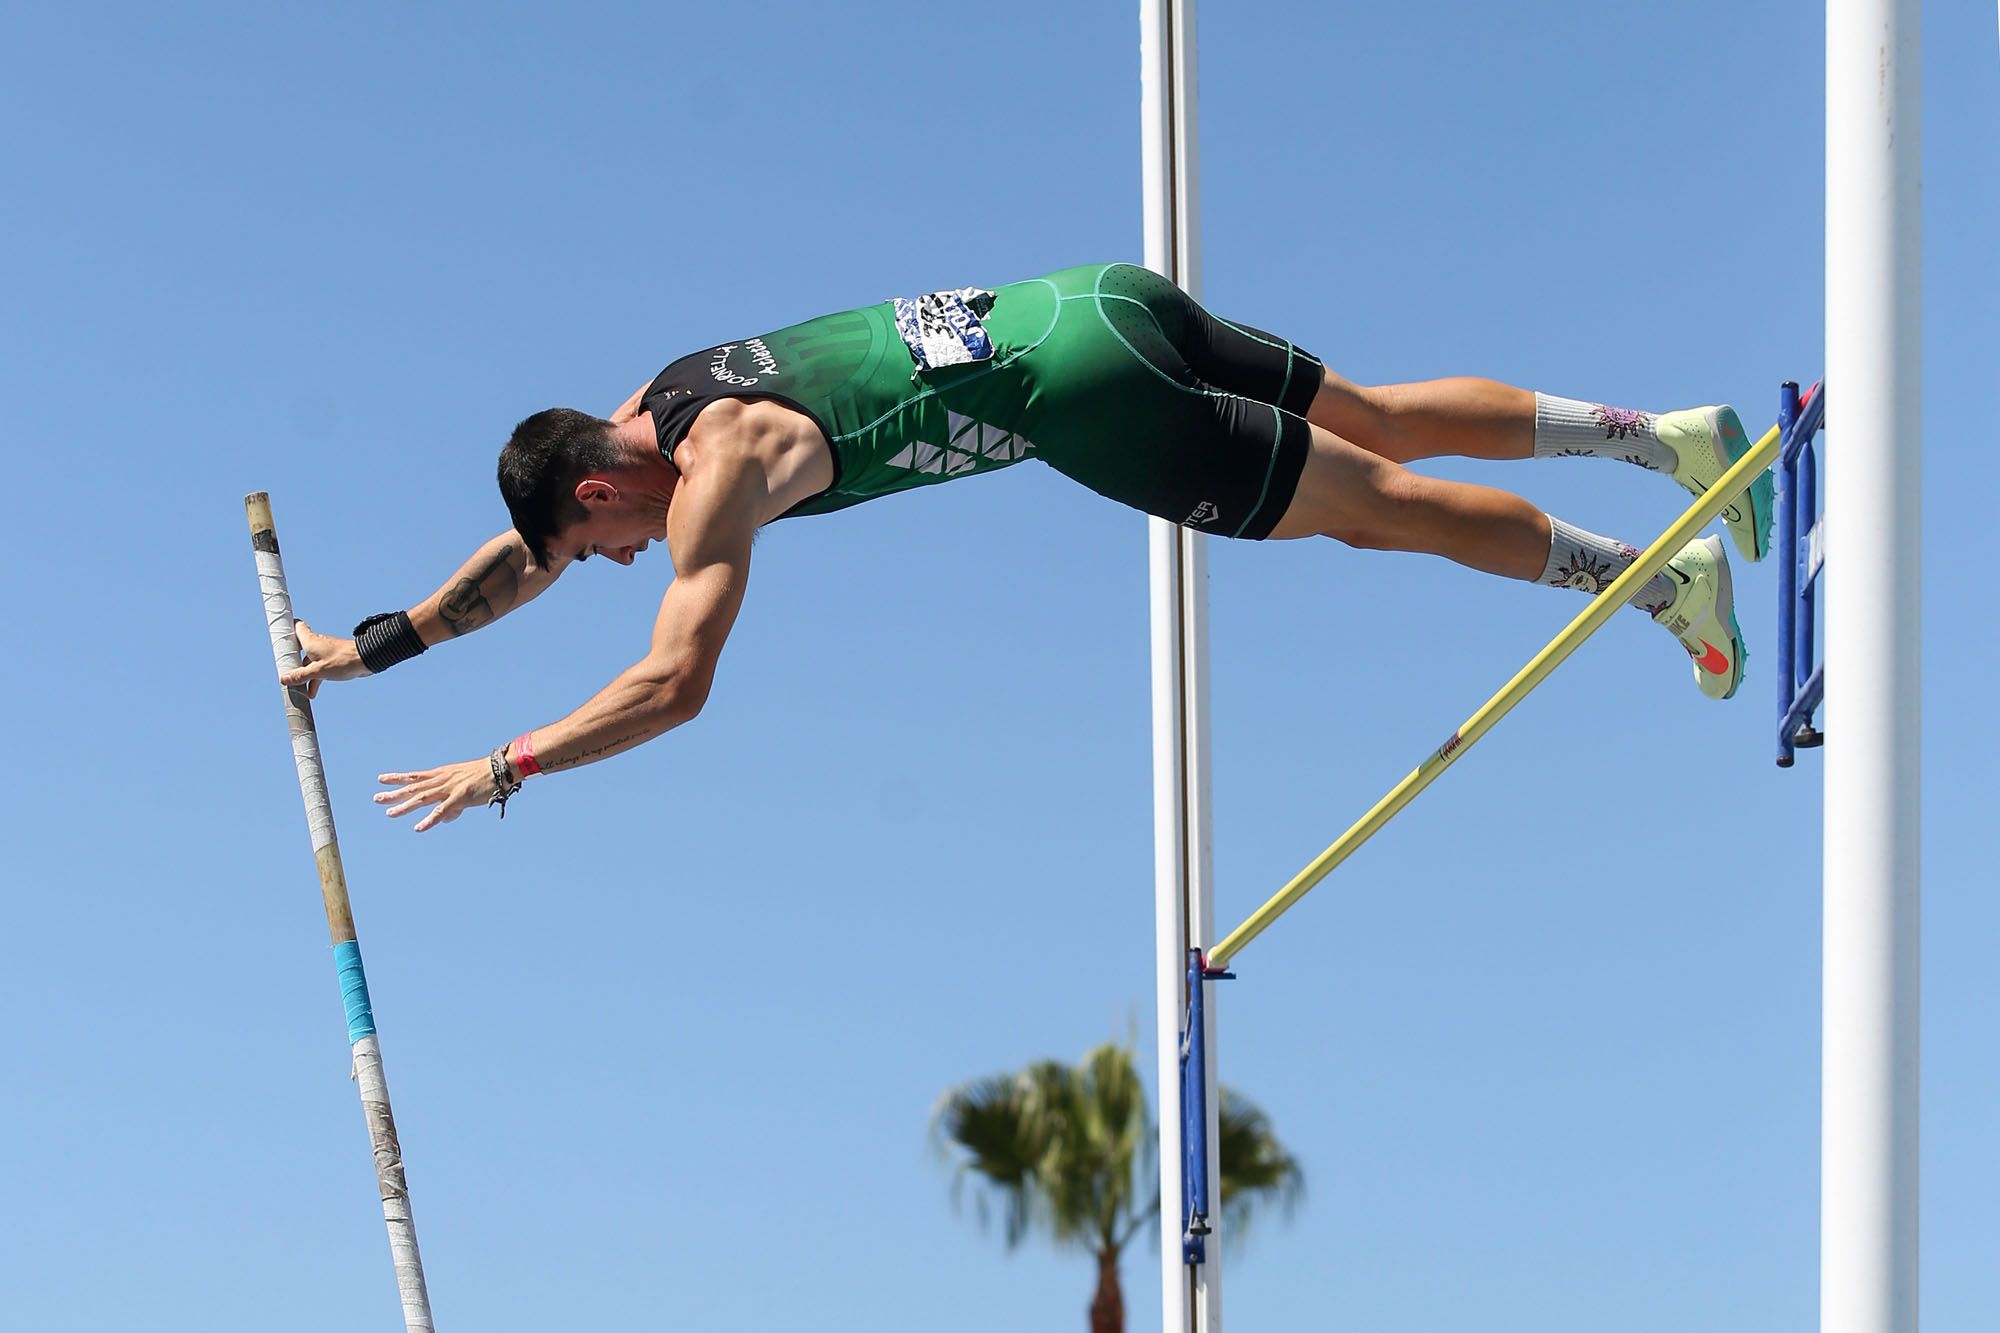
[887,410,1037,477]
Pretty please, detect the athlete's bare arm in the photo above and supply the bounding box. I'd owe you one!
[505,447,759,776]
[374,438,764,832]
[283,529,564,693]
[417,530,564,639]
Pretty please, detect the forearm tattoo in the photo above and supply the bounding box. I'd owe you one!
[439,544,520,636]
[542,729,652,772]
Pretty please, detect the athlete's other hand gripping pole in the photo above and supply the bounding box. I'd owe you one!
[1206,422,1784,971]
[246,493,435,1332]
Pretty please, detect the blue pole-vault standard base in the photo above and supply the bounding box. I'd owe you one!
[1776,380,1828,767]
[1179,949,1233,1265]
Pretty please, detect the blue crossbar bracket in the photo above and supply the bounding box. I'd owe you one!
[1179,949,1234,1265]
[1775,379,1828,767]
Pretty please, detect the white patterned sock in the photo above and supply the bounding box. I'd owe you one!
[1538,515,1675,617]
[1534,393,1679,473]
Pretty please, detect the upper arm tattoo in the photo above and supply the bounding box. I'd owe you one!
[439,543,521,636]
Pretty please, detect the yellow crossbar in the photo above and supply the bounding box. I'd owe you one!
[1206,422,1783,969]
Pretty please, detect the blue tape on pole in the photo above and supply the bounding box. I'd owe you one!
[333,940,377,1044]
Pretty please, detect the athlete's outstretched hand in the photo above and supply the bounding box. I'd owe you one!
[376,758,500,833]
[280,619,367,697]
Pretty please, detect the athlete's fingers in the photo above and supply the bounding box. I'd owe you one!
[286,620,369,688]
[278,657,323,687]
[378,775,432,803]
[377,776,435,812]
[414,802,461,833]
[378,759,486,829]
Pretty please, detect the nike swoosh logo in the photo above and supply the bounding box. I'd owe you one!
[1694,640,1730,675]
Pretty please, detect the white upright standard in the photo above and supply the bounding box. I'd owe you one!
[1824,2,1922,1332]
[1143,2,1222,1330]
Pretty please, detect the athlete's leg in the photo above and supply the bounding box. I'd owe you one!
[1136,271,1533,466]
[1303,371,1774,562]
[1301,369,1707,472]
[1262,420,1745,697]
[1262,419,1548,576]
[1029,270,1746,696]
[1264,419,1675,604]
[1147,269,1753,545]
[1302,369,1535,465]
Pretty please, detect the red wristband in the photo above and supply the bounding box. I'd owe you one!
[508,732,542,777]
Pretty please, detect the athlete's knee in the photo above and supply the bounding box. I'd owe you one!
[1348,464,1435,544]
[1359,381,1421,422]
[1308,374,1407,458]
[1348,383,1424,459]
[1303,459,1427,550]
[1371,455,1432,511]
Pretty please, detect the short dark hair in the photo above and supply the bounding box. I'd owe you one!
[497,408,621,567]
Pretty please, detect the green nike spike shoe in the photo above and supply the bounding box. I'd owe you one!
[1656,404,1775,562]
[1653,535,1746,701]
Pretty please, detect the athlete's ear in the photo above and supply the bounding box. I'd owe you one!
[575,478,619,507]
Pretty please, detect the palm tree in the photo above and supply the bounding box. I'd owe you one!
[933,1041,1302,1333]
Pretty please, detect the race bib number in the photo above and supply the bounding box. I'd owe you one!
[892,287,998,372]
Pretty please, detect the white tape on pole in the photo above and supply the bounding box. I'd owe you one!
[353,1035,434,1332]
[254,546,338,853]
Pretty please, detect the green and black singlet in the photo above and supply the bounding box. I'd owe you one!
[639,262,1326,540]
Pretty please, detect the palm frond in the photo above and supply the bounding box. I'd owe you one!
[933,1043,1159,1256]
[1215,1087,1305,1246]
[934,1045,1303,1268]
[932,1070,1057,1249]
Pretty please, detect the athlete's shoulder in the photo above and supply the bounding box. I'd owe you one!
[679,396,816,458]
[676,397,835,520]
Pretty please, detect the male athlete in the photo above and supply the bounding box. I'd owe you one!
[281,263,1773,832]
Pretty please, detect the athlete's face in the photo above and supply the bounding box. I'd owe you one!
[558,471,676,568]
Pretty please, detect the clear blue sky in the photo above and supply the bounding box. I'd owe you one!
[5,2,1993,1329]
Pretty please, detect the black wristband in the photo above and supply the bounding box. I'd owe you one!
[353,611,427,675]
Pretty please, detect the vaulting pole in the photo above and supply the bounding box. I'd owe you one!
[247,493,435,1331]
[1823,1,1922,1329]
[1142,2,1222,1329]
